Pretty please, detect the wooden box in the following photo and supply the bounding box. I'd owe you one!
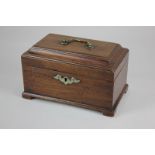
[21,34,129,116]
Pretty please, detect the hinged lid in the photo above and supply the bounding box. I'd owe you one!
[28,33,128,71]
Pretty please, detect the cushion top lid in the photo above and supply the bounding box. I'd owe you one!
[28,33,128,71]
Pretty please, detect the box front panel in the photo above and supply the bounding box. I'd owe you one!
[22,56,113,109]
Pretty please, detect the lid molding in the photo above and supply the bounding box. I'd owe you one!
[34,33,119,61]
[28,33,128,72]
[29,46,111,64]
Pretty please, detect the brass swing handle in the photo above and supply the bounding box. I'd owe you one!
[60,38,95,49]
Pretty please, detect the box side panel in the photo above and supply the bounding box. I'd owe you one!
[113,48,129,80]
[22,57,34,93]
[112,60,128,105]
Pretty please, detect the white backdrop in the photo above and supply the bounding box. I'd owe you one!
[0,26,155,128]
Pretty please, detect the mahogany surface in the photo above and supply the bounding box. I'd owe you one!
[21,33,129,116]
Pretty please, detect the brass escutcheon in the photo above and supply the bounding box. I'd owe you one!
[54,74,80,85]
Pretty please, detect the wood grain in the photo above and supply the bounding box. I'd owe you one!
[21,33,129,117]
[22,84,128,117]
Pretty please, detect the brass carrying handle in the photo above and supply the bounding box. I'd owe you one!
[60,38,95,49]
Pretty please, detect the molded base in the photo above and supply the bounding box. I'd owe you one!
[22,93,34,99]
[22,84,128,117]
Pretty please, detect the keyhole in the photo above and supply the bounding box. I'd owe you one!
[64,77,67,82]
